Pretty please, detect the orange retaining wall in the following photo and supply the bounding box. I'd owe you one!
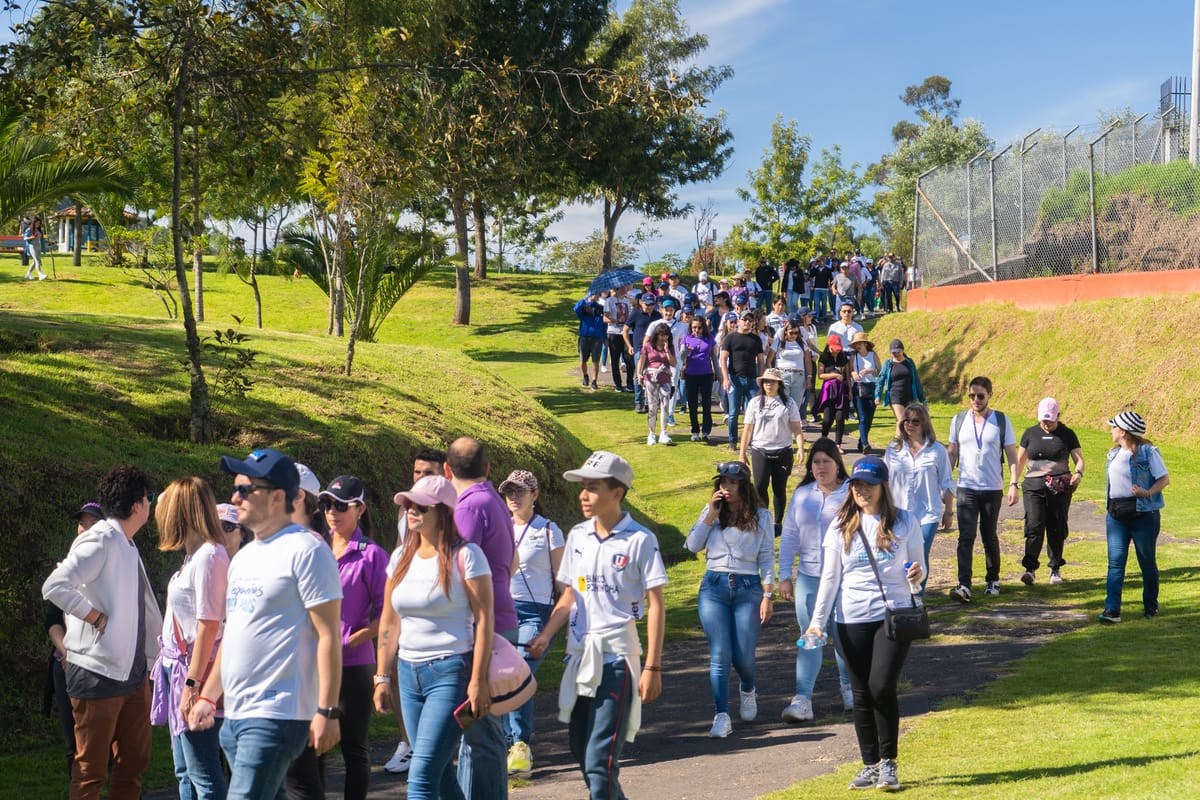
[907,269,1200,311]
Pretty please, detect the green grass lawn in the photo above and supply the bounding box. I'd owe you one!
[4,256,1199,798]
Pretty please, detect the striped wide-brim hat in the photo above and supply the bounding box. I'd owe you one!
[1107,411,1146,436]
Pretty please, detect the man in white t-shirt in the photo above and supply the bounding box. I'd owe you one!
[603,285,635,393]
[692,271,714,310]
[827,302,863,346]
[528,451,666,800]
[190,449,343,800]
[946,377,1019,603]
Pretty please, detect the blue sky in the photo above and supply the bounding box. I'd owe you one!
[5,1,1195,264]
[560,0,1198,263]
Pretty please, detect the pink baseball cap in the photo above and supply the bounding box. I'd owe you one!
[393,475,458,510]
[1037,397,1060,422]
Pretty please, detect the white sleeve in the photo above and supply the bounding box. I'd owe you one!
[778,488,802,581]
[684,505,714,554]
[757,509,776,584]
[810,527,844,632]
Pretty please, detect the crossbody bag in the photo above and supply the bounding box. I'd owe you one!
[856,529,930,643]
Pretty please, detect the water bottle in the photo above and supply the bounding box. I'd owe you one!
[904,561,922,595]
[797,632,827,650]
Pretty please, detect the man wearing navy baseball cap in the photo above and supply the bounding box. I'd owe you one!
[189,449,343,800]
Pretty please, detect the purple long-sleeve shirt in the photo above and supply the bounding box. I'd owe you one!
[454,481,518,633]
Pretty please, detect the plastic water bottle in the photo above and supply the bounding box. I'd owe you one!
[797,632,827,650]
[904,561,922,595]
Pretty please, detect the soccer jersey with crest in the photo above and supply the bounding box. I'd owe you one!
[558,513,668,647]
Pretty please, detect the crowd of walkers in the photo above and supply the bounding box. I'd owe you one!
[39,256,1171,797]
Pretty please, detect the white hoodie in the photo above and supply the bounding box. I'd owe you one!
[43,518,163,682]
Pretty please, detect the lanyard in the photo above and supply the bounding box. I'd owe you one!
[971,411,989,451]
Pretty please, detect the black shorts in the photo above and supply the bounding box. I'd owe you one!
[578,336,604,363]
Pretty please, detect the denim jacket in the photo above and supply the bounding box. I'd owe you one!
[1105,444,1166,512]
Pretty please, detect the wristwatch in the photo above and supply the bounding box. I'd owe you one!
[184,678,198,689]
[316,706,342,719]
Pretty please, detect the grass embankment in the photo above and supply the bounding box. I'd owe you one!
[5,258,1200,798]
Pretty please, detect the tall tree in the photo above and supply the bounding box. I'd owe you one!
[571,0,733,271]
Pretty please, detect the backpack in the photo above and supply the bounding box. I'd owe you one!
[950,409,1008,464]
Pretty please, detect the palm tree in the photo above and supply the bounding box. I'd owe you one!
[0,108,132,226]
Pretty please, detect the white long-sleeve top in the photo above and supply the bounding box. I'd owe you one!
[779,480,848,580]
[811,508,925,625]
[685,505,776,584]
[884,440,955,526]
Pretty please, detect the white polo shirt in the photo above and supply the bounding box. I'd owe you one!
[557,513,668,647]
[949,410,1016,491]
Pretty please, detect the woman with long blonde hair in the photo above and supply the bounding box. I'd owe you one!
[153,477,230,800]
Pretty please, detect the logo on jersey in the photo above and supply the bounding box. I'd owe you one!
[611,553,628,570]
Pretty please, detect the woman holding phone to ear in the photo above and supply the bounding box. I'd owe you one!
[373,475,493,800]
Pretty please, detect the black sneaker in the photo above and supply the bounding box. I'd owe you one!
[581,375,589,387]
[848,762,880,790]
[1144,609,1158,619]
[1099,609,1121,624]
[876,758,899,791]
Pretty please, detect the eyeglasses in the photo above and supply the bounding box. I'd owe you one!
[221,521,241,534]
[320,498,360,513]
[841,309,854,314]
[232,482,273,499]
[716,462,749,479]
[969,393,988,400]
[408,503,431,514]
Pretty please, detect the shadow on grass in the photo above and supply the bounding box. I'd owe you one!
[929,750,1199,787]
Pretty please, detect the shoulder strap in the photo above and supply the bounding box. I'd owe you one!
[855,528,918,607]
[950,410,965,443]
[994,411,1007,463]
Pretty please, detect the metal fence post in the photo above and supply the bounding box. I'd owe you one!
[1132,112,1148,165]
[1062,125,1079,186]
[1157,105,1176,164]
[966,150,987,266]
[1088,139,1099,274]
[913,165,938,279]
[1019,129,1040,252]
[989,145,1012,281]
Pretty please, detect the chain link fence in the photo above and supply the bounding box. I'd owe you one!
[915,111,1200,286]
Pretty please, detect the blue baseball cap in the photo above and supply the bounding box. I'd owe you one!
[850,456,889,485]
[660,297,676,308]
[640,292,657,304]
[219,448,301,500]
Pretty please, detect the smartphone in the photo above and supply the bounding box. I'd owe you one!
[454,698,476,730]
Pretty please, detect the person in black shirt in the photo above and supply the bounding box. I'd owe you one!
[1014,398,1084,585]
[719,313,765,450]
[810,260,834,323]
[622,292,662,414]
[755,257,780,310]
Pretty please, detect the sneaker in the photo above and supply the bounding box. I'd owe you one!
[1099,609,1121,624]
[841,682,855,711]
[589,382,598,392]
[581,375,589,387]
[876,758,899,791]
[658,432,671,445]
[646,433,656,446]
[708,711,733,738]
[780,694,813,723]
[690,433,700,442]
[739,689,758,722]
[635,403,646,414]
[848,762,880,790]
[1144,609,1159,619]
[1020,571,1035,586]
[622,386,635,393]
[600,365,609,372]
[507,741,532,776]
[1050,570,1063,585]
[667,417,676,428]
[949,584,972,604]
[984,581,1000,596]
[384,740,412,774]
[701,434,711,444]
[38,273,47,280]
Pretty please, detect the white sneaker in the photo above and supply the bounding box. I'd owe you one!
[38,273,47,280]
[646,433,656,446]
[780,694,813,723]
[600,365,609,372]
[1020,570,1035,586]
[708,711,733,738]
[841,682,855,711]
[658,432,671,445]
[739,689,758,722]
[1050,570,1064,585]
[984,581,1000,596]
[384,740,412,774]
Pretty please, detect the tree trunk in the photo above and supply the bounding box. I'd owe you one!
[171,48,212,443]
[191,127,204,322]
[472,193,487,280]
[451,185,471,325]
[332,203,346,337]
[249,215,263,328]
[72,201,83,267]
[601,197,625,272]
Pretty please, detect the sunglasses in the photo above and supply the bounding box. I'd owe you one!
[232,482,273,499]
[320,498,359,513]
[716,462,749,479]
[221,520,241,534]
[408,503,432,514]
[969,393,988,400]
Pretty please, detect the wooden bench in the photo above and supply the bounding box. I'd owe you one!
[0,235,27,252]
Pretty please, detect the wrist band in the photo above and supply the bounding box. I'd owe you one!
[643,665,661,672]
[197,696,218,708]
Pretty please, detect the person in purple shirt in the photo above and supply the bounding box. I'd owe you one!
[445,437,513,800]
[287,475,388,800]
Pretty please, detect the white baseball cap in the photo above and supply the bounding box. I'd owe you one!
[563,451,634,489]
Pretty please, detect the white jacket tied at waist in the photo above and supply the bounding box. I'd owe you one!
[557,619,643,743]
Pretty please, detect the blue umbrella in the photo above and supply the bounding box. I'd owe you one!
[587,267,645,296]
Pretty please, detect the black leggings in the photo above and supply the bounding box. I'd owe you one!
[1022,486,1071,572]
[607,334,634,389]
[749,446,794,534]
[287,663,374,800]
[685,374,714,435]
[836,620,911,764]
[821,404,848,445]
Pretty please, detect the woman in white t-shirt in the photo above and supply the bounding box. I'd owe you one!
[685,461,775,739]
[153,477,231,800]
[738,368,804,537]
[497,470,564,776]
[806,457,924,792]
[373,476,494,800]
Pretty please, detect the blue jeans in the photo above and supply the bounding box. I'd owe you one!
[504,601,552,746]
[812,288,832,321]
[1105,510,1161,615]
[854,389,876,450]
[697,571,763,714]
[791,572,850,697]
[568,658,633,800]
[220,717,310,800]
[457,630,514,800]
[919,522,938,594]
[174,721,228,800]
[786,290,800,313]
[400,653,471,800]
[632,351,645,406]
[726,374,757,445]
